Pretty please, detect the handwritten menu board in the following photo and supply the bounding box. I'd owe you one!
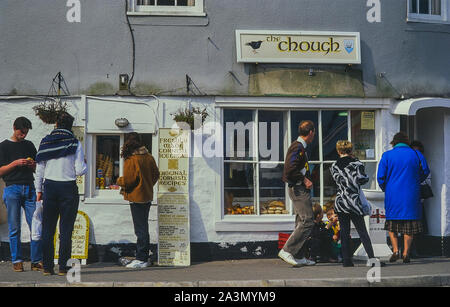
[54,211,89,264]
[157,193,190,266]
[157,128,190,266]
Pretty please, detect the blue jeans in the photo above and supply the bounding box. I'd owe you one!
[2,184,42,263]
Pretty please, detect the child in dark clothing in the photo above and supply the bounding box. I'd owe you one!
[307,203,334,263]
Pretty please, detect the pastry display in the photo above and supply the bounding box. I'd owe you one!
[260,200,288,214]
[226,204,255,215]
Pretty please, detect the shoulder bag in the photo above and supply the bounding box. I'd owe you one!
[412,149,433,200]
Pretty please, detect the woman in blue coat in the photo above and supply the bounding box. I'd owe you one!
[377,132,430,263]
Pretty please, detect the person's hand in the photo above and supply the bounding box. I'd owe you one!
[303,177,313,189]
[36,192,42,202]
[14,158,30,167]
[333,234,338,241]
[26,159,36,169]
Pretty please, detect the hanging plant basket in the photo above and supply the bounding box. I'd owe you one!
[33,99,69,124]
[171,107,208,130]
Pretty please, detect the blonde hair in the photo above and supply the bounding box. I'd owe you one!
[323,201,335,214]
[336,140,353,155]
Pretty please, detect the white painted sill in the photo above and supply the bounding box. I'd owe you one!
[127,11,206,17]
[406,16,449,24]
[83,198,129,205]
[215,217,295,232]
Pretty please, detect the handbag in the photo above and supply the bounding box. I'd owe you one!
[420,183,433,199]
[412,149,433,200]
[359,189,372,216]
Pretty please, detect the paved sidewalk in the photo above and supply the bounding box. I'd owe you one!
[0,257,449,287]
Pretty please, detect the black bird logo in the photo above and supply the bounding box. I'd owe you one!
[245,40,263,53]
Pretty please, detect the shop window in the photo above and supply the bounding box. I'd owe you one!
[222,109,378,218]
[408,0,447,23]
[128,0,205,16]
[96,135,121,190]
[93,133,153,197]
[351,110,377,189]
[223,110,287,216]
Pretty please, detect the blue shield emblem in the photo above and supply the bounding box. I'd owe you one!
[344,40,354,54]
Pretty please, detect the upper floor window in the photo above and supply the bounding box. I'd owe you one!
[407,0,448,23]
[128,0,205,16]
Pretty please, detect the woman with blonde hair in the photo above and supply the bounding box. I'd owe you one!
[330,140,382,267]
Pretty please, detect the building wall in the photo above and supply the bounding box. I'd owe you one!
[1,0,450,98]
[0,97,281,249]
[417,108,445,237]
[445,111,450,237]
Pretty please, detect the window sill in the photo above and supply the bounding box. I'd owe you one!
[407,17,449,24]
[83,198,129,205]
[215,217,295,232]
[127,11,206,17]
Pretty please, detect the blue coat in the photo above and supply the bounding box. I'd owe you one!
[377,143,430,220]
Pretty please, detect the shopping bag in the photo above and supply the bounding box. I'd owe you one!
[359,189,372,216]
[31,201,43,241]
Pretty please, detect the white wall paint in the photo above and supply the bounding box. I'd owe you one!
[417,108,445,237]
[444,111,450,236]
[2,97,447,247]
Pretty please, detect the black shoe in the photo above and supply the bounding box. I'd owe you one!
[403,255,411,264]
[389,252,400,263]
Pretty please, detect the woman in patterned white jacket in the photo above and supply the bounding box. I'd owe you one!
[330,140,383,267]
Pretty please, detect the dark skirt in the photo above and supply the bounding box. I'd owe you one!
[384,220,423,235]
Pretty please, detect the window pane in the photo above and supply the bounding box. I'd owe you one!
[157,0,175,5]
[137,0,195,6]
[323,163,338,204]
[351,111,376,160]
[259,163,287,215]
[290,111,319,161]
[410,0,418,13]
[137,0,155,5]
[96,135,120,190]
[125,133,153,154]
[419,0,430,14]
[431,0,441,15]
[258,110,284,162]
[322,111,348,161]
[309,163,320,203]
[362,162,378,190]
[224,110,255,161]
[224,163,255,215]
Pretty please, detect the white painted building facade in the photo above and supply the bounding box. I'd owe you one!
[1,95,448,261]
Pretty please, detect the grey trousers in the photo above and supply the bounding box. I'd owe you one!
[283,186,314,258]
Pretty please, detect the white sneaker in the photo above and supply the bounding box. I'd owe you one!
[125,260,148,269]
[278,249,300,266]
[295,257,316,266]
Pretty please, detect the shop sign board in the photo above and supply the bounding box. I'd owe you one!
[236,30,361,64]
[54,211,90,265]
[157,128,191,266]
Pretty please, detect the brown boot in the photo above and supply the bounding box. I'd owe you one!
[31,262,44,271]
[13,262,24,272]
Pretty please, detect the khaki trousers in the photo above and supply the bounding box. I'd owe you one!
[283,186,314,258]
